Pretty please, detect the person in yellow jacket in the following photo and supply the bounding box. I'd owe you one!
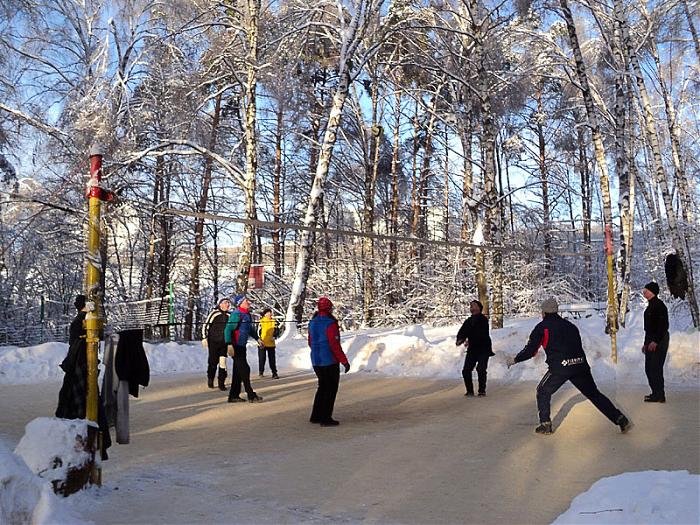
[258,308,279,378]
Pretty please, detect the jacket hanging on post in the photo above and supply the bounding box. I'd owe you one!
[115,329,150,397]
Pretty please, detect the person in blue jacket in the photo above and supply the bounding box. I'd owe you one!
[225,295,262,403]
[308,297,350,427]
[507,297,631,435]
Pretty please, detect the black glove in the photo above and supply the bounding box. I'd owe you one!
[456,338,465,346]
[343,362,350,373]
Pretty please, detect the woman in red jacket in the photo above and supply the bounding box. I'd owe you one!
[308,297,350,426]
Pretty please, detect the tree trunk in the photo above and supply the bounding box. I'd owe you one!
[561,0,619,358]
[184,93,222,340]
[460,113,475,243]
[535,82,551,276]
[682,0,700,63]
[272,105,283,276]
[235,0,260,295]
[362,70,381,326]
[613,4,633,326]
[443,126,450,241]
[482,97,502,328]
[623,15,700,325]
[389,88,401,283]
[649,33,694,225]
[284,69,351,327]
[575,111,592,292]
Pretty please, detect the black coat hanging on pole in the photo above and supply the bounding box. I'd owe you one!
[665,253,688,299]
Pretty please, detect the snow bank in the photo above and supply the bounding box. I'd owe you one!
[0,439,90,525]
[15,418,93,483]
[553,470,700,524]
[0,311,697,386]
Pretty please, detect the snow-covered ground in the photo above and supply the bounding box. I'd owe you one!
[1,310,697,387]
[553,470,700,524]
[0,438,89,525]
[0,310,698,524]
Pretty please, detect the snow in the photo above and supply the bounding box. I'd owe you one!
[553,471,700,524]
[0,311,697,387]
[0,440,91,525]
[0,311,697,524]
[15,418,93,482]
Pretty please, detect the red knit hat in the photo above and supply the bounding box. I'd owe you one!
[318,297,333,312]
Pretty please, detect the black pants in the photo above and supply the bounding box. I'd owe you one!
[536,367,622,424]
[258,346,277,375]
[207,342,227,382]
[462,352,490,394]
[645,333,669,398]
[311,364,340,423]
[229,346,256,399]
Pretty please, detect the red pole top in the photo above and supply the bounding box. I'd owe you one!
[87,146,103,198]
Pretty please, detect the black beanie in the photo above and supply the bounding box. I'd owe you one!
[74,294,87,311]
[644,282,660,296]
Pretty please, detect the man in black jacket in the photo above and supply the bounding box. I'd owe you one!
[203,297,231,390]
[456,300,494,396]
[642,282,669,403]
[506,298,631,435]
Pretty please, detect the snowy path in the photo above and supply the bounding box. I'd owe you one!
[1,372,698,524]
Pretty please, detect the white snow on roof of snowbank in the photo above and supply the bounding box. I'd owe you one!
[0,310,697,386]
[553,470,700,524]
[0,439,91,525]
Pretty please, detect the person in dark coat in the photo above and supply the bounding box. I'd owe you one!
[225,295,263,403]
[642,282,669,403]
[56,294,112,459]
[308,297,350,427]
[203,297,231,390]
[506,297,631,435]
[456,300,494,396]
[56,295,88,419]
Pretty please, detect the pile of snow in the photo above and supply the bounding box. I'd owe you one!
[553,471,700,524]
[15,418,93,484]
[0,438,90,525]
[0,311,697,387]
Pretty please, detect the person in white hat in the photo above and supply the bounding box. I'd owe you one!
[506,297,631,435]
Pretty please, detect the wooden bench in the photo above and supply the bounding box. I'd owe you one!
[558,302,606,319]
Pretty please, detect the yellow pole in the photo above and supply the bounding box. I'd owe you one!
[605,224,618,364]
[85,147,104,422]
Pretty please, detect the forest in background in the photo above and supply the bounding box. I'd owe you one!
[0,0,698,342]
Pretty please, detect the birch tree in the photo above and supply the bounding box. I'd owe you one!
[283,0,399,335]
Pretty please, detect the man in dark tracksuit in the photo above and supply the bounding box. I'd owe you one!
[507,298,631,435]
[642,282,669,403]
[225,295,263,403]
[203,297,231,390]
[456,300,494,396]
[309,297,350,427]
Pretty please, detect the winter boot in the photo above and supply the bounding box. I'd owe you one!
[218,375,227,391]
[477,392,486,397]
[535,421,553,435]
[207,378,215,389]
[272,373,279,379]
[617,415,633,433]
[248,394,264,403]
[644,394,665,403]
